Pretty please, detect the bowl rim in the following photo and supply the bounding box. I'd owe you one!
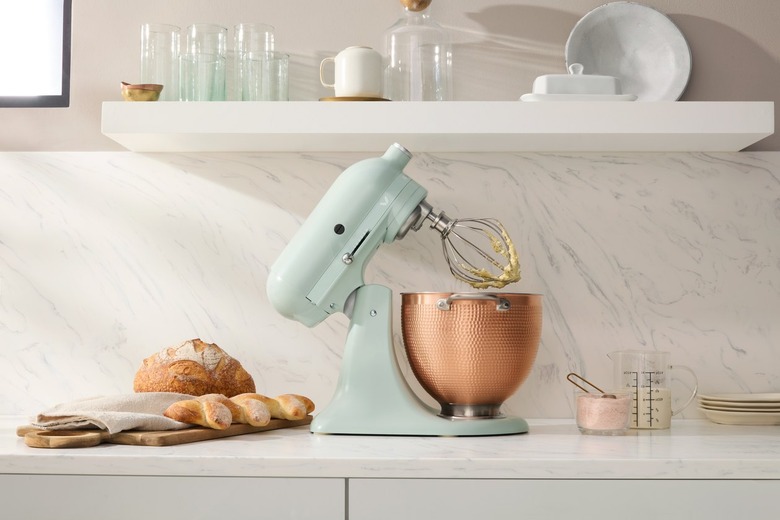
[400,292,542,305]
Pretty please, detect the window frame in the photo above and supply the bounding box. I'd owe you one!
[0,0,72,108]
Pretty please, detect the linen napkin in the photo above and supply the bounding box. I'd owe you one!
[32,392,196,434]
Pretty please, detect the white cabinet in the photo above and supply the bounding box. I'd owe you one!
[348,479,780,520]
[0,475,345,520]
[4,474,780,520]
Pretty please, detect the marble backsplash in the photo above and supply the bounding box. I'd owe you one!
[1,151,779,419]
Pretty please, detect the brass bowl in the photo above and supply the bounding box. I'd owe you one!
[121,82,163,101]
[401,292,542,418]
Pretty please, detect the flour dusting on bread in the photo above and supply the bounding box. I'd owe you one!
[158,340,224,371]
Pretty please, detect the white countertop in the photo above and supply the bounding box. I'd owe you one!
[2,416,779,480]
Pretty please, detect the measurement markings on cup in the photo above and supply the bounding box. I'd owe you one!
[643,371,655,425]
[626,370,640,427]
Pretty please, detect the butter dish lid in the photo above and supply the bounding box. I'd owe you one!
[531,63,623,96]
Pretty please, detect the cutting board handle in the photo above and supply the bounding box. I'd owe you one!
[24,430,107,448]
[17,415,313,448]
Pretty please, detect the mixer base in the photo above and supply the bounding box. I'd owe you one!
[310,284,529,436]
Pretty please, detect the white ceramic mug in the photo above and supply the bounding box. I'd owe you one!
[320,46,382,98]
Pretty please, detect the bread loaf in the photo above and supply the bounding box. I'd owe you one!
[133,339,255,397]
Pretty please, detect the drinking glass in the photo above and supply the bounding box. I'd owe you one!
[140,23,180,101]
[180,24,227,101]
[234,23,281,100]
[241,52,289,101]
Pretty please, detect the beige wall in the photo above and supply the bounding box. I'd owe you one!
[1,0,777,151]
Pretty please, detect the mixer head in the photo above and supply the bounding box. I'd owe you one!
[267,144,427,327]
[266,144,520,328]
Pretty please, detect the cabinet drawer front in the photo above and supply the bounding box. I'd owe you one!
[350,478,780,520]
[0,475,344,520]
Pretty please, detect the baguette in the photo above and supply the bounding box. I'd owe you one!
[165,393,315,430]
[231,393,315,421]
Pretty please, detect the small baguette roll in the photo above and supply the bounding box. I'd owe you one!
[198,394,243,423]
[276,394,316,420]
[229,394,272,427]
[164,399,232,430]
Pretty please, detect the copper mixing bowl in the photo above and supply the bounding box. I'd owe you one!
[401,292,542,418]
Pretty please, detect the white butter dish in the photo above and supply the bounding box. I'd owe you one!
[531,63,622,96]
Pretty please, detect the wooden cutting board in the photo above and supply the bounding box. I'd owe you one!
[17,416,312,449]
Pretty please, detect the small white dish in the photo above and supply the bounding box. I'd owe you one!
[520,93,637,102]
[565,2,691,101]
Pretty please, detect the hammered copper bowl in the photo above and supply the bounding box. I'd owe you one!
[401,292,542,418]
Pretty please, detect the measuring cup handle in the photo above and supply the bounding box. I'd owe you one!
[671,364,698,416]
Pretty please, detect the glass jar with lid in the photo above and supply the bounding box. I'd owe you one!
[383,0,453,101]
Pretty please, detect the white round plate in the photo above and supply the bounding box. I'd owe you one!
[519,93,637,102]
[700,398,780,410]
[700,408,780,426]
[700,404,780,413]
[698,393,780,403]
[565,2,692,101]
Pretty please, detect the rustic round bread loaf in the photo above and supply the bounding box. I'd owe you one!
[133,339,256,397]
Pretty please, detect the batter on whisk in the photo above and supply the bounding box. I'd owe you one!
[457,221,520,289]
[424,209,521,289]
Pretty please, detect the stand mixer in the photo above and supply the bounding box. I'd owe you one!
[266,143,532,435]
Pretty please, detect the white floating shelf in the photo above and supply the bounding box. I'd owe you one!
[101,101,773,153]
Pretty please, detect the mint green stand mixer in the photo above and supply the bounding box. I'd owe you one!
[267,143,530,436]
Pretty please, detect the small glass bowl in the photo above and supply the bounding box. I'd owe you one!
[575,390,632,435]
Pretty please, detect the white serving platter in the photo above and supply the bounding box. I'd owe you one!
[565,2,692,101]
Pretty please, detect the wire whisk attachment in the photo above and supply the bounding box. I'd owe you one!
[420,203,521,289]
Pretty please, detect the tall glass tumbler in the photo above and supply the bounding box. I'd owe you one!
[140,23,180,101]
[180,24,228,101]
[243,52,289,101]
[233,23,276,100]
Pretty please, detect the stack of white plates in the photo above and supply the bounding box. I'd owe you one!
[699,393,780,425]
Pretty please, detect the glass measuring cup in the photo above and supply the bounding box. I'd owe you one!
[608,350,698,429]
